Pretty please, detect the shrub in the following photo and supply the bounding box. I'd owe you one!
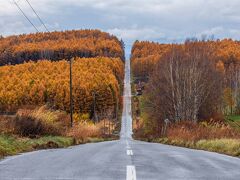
[30,106,68,135]
[13,106,69,137]
[13,115,44,137]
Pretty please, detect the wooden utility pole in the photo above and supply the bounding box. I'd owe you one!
[70,58,73,127]
[92,91,97,123]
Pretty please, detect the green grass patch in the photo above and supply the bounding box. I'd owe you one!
[227,115,240,121]
[0,135,74,159]
[0,135,118,159]
[225,115,240,131]
[86,137,118,143]
[0,135,29,157]
[152,138,240,157]
[196,139,240,156]
[26,136,74,149]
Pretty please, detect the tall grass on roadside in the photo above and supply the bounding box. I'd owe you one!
[68,123,101,143]
[154,138,240,157]
[0,106,119,158]
[67,119,116,144]
[149,121,240,157]
[196,139,240,156]
[166,121,240,142]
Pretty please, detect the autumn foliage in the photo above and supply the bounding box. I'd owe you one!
[0,29,125,65]
[131,39,240,80]
[132,39,240,137]
[131,41,170,79]
[0,57,124,120]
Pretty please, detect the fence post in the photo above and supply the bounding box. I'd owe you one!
[163,118,170,137]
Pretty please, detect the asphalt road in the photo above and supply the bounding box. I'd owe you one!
[1,59,240,180]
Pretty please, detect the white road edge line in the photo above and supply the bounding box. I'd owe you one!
[127,149,133,156]
[127,165,136,180]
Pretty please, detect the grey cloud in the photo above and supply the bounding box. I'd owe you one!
[0,0,240,49]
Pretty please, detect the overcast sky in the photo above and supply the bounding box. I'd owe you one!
[1,0,240,56]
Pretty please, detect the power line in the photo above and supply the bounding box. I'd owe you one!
[25,0,50,32]
[12,0,40,32]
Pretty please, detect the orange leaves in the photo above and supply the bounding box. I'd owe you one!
[131,39,240,79]
[0,57,124,116]
[0,30,125,118]
[131,41,171,79]
[214,39,240,64]
[0,30,124,65]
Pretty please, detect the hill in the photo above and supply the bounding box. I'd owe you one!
[0,29,125,65]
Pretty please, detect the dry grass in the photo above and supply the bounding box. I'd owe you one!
[0,116,15,134]
[1,106,118,139]
[67,119,116,143]
[0,106,119,158]
[148,121,240,157]
[1,106,70,137]
[67,123,101,143]
[166,121,240,142]
[28,106,69,135]
[1,106,118,146]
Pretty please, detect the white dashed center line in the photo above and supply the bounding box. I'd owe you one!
[127,149,133,156]
[127,165,136,180]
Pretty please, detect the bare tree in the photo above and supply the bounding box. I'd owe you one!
[145,40,222,124]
